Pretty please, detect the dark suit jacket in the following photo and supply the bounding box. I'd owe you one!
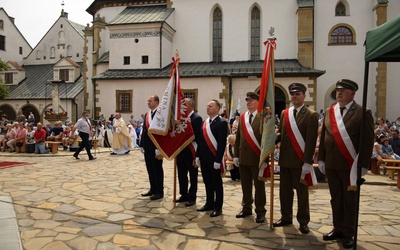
[140,112,156,151]
[234,112,262,167]
[279,106,319,168]
[178,112,203,158]
[197,116,228,164]
[318,102,374,171]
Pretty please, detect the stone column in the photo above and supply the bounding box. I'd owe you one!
[83,24,93,115]
[373,1,388,119]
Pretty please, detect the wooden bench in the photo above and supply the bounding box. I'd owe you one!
[382,159,400,178]
[45,141,62,154]
[383,166,400,189]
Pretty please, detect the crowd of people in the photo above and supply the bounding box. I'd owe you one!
[2,79,399,249]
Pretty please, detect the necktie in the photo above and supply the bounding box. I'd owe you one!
[151,111,155,119]
[249,113,253,124]
[293,109,297,118]
[209,119,212,124]
[340,107,346,117]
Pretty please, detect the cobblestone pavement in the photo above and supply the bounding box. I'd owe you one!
[0,148,399,250]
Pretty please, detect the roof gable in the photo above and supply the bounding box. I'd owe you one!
[55,57,80,68]
[7,61,25,71]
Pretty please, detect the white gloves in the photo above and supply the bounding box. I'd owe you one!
[213,162,220,170]
[155,149,163,160]
[234,157,239,167]
[301,163,312,175]
[195,157,201,167]
[318,161,326,175]
[115,127,121,134]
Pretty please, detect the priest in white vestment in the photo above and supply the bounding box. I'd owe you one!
[111,113,132,155]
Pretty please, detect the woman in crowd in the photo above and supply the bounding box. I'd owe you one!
[1,124,16,152]
[26,124,36,153]
[372,134,391,172]
[224,134,240,181]
[14,122,27,153]
[377,117,391,137]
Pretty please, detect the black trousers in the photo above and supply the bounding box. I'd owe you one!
[200,161,223,211]
[75,132,93,159]
[144,148,164,195]
[177,153,198,201]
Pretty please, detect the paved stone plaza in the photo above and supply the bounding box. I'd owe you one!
[0,149,399,250]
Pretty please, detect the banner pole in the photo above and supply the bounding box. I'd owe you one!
[270,153,275,229]
[173,157,177,203]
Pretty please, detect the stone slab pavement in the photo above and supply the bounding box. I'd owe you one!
[0,148,399,250]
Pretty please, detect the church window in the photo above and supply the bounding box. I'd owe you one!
[19,46,23,55]
[67,45,72,57]
[5,73,13,84]
[50,47,56,59]
[335,2,346,16]
[329,24,356,45]
[116,90,132,113]
[251,6,261,61]
[123,56,130,65]
[59,69,69,81]
[36,50,41,60]
[0,35,5,50]
[0,20,3,30]
[142,56,149,64]
[213,7,222,63]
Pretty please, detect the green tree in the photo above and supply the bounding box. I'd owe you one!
[0,60,10,99]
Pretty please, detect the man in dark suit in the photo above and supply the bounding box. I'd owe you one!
[234,92,266,223]
[318,79,374,249]
[176,98,203,207]
[140,95,164,200]
[196,99,228,217]
[273,83,319,235]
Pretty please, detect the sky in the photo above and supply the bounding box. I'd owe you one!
[1,0,94,48]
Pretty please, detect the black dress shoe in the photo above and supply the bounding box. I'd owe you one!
[323,230,344,241]
[236,211,252,218]
[73,154,79,160]
[175,196,188,203]
[110,152,117,155]
[141,191,153,197]
[299,224,310,234]
[150,194,164,200]
[197,205,213,212]
[255,215,265,223]
[342,237,354,249]
[124,150,130,154]
[185,200,196,207]
[210,210,222,217]
[273,219,293,227]
[89,157,96,161]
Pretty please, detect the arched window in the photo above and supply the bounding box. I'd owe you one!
[36,50,41,60]
[58,31,65,44]
[67,45,72,57]
[335,2,346,16]
[250,6,261,61]
[213,7,222,63]
[50,47,56,59]
[329,25,355,45]
[0,20,4,30]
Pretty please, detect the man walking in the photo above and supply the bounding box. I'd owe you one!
[273,83,319,235]
[318,79,374,248]
[140,95,164,200]
[196,99,228,217]
[72,111,96,160]
[234,92,266,223]
[176,98,203,207]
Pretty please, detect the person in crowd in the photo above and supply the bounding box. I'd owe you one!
[27,112,35,124]
[103,121,113,148]
[109,113,115,123]
[176,98,203,207]
[128,121,138,149]
[72,111,96,160]
[68,125,80,152]
[314,126,325,181]
[234,92,266,223]
[14,122,27,153]
[1,124,16,152]
[16,110,26,123]
[275,114,280,126]
[140,95,164,200]
[33,123,49,154]
[318,79,374,249]
[129,114,135,124]
[376,117,391,137]
[0,114,9,135]
[273,83,319,234]
[231,115,240,134]
[372,134,390,169]
[110,113,131,155]
[47,121,64,141]
[99,114,106,124]
[389,130,400,156]
[382,137,400,159]
[26,124,35,153]
[225,134,240,181]
[196,99,228,217]
[395,117,400,130]
[12,121,19,132]
[62,126,71,150]
[44,122,53,138]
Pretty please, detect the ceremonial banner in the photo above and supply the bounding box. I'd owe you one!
[257,39,276,180]
[148,58,194,160]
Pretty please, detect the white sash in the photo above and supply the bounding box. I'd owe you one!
[244,111,261,150]
[205,117,218,152]
[288,106,305,152]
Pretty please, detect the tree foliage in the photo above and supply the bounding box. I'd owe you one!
[0,60,10,100]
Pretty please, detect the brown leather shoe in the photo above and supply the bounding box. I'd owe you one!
[299,224,310,234]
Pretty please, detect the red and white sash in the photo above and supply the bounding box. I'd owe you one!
[146,110,152,129]
[188,141,197,160]
[202,117,225,175]
[330,104,358,191]
[284,107,318,188]
[241,112,261,157]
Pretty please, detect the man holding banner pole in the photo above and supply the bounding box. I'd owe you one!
[273,83,319,235]
[234,92,266,223]
[196,99,228,217]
